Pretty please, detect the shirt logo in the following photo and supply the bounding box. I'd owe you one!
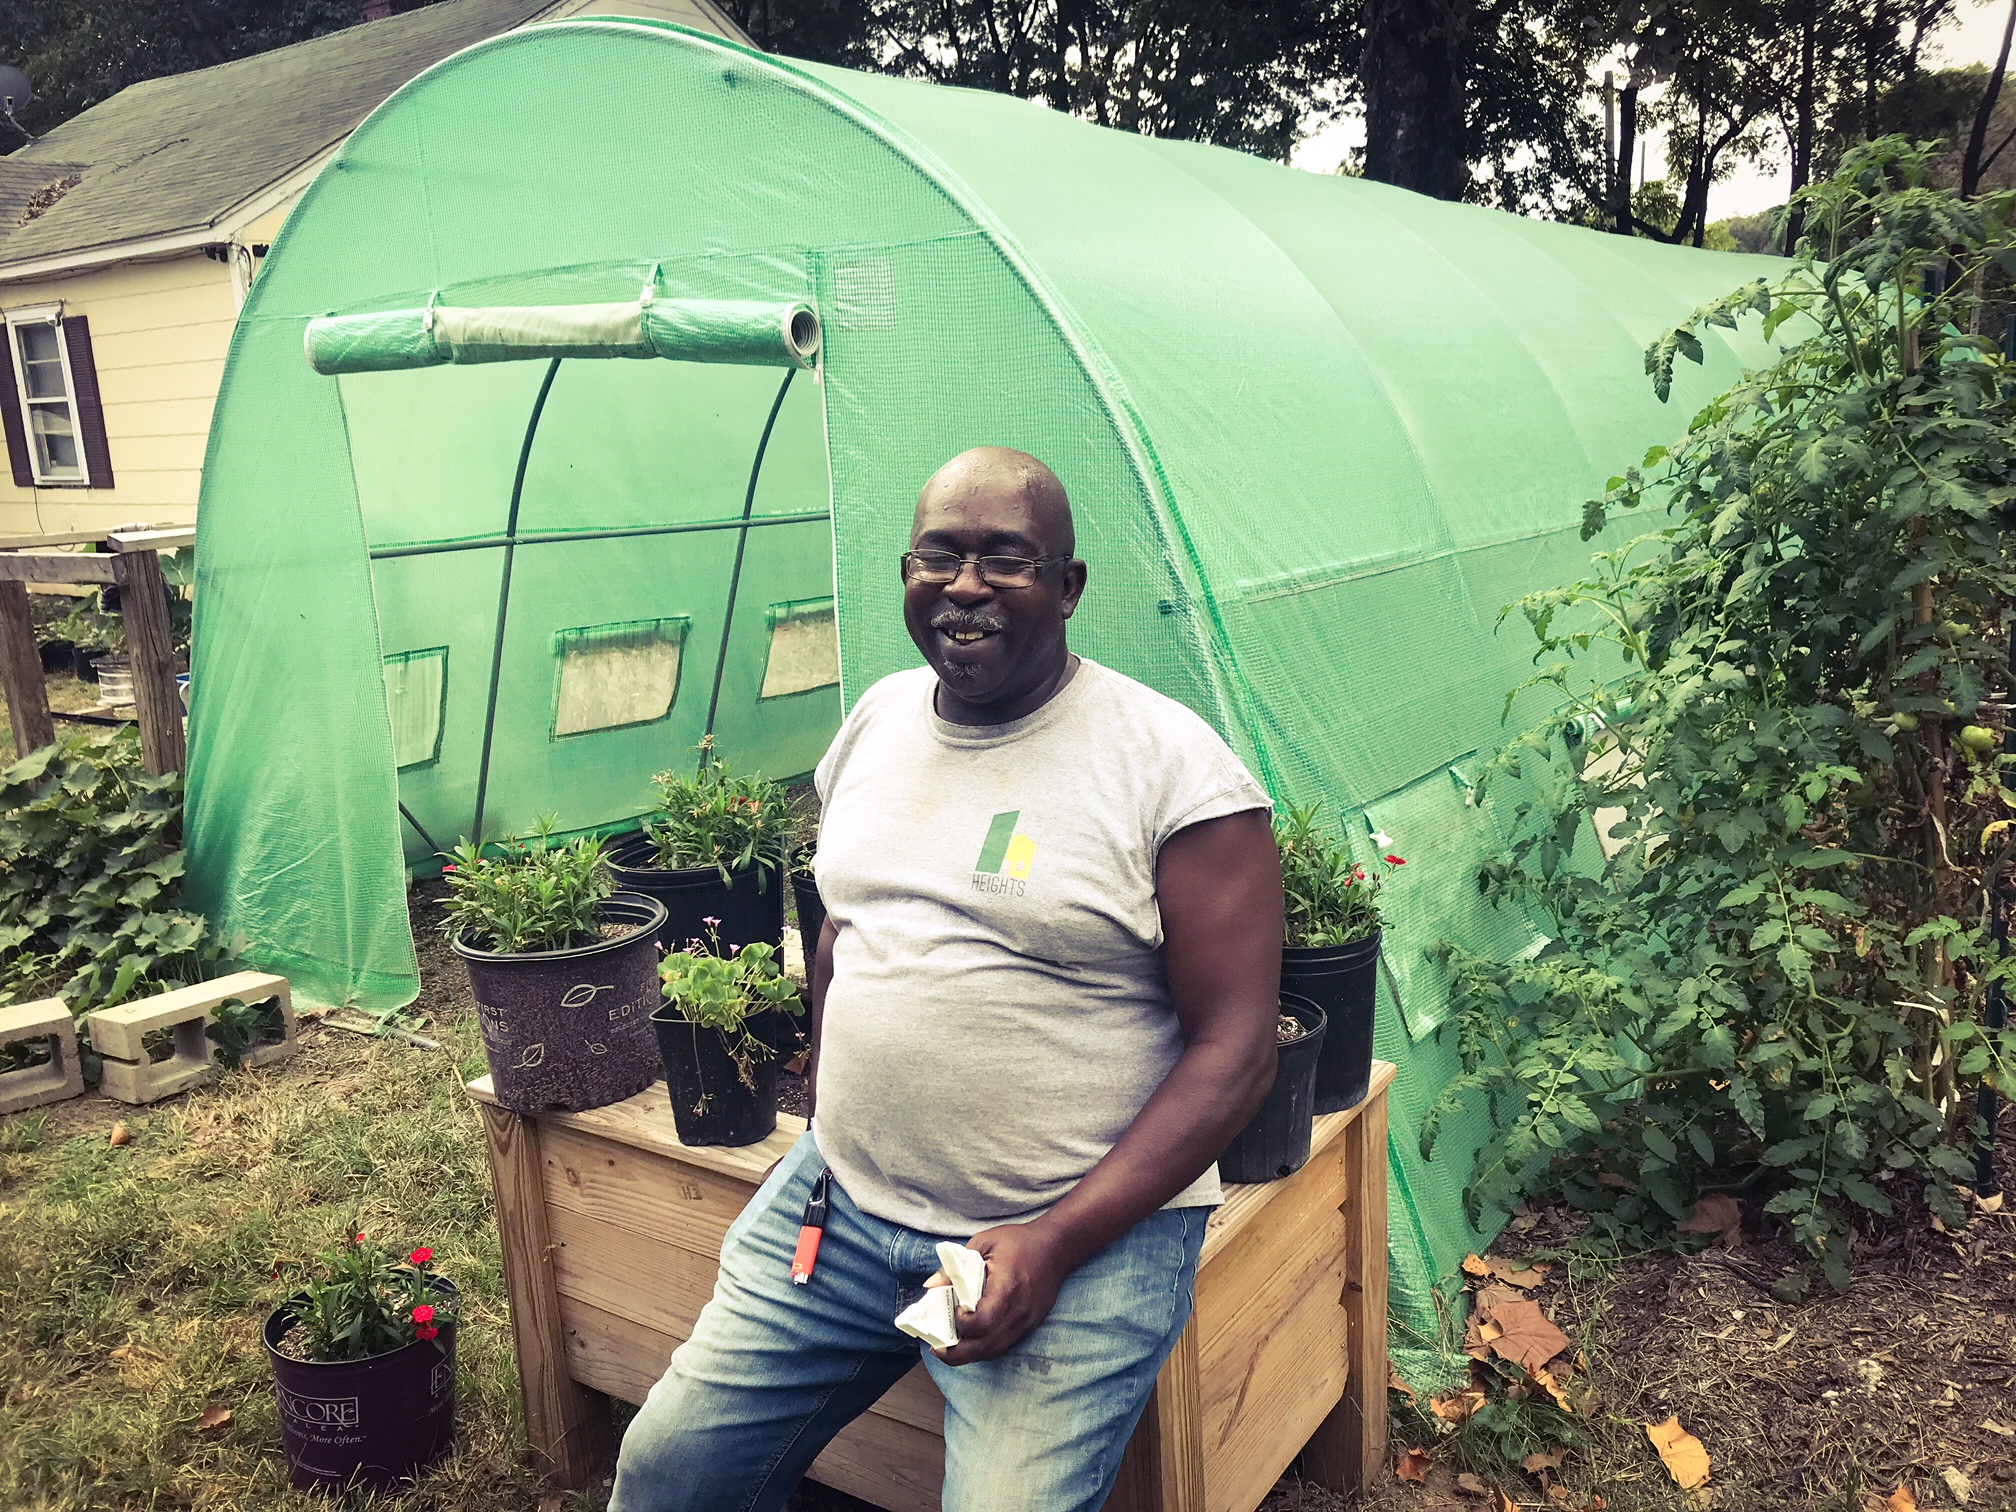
[974,810,1037,895]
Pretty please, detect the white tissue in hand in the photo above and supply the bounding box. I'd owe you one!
[893,1242,986,1349]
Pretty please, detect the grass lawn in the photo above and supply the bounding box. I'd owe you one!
[3,881,2014,1510]
[0,674,123,768]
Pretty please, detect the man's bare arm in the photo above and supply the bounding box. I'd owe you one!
[935,807,1282,1364]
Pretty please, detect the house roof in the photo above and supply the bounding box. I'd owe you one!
[0,0,743,275]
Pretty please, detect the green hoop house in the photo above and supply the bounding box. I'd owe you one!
[184,17,1773,1354]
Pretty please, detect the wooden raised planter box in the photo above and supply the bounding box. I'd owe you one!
[468,1060,1393,1512]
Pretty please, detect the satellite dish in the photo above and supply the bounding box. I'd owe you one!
[0,65,30,113]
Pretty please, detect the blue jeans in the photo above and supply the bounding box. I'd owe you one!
[609,1133,1207,1512]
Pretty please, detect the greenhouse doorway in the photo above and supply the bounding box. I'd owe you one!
[334,352,839,869]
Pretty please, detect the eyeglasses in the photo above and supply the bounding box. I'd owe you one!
[900,549,1067,589]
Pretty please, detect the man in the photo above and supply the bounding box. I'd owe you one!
[611,447,1282,1512]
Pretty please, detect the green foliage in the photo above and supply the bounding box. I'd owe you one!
[279,1228,452,1364]
[204,996,283,1069]
[647,738,791,883]
[658,930,804,1088]
[1430,139,2016,1286]
[0,730,229,1015]
[438,818,612,955]
[1276,802,1393,947]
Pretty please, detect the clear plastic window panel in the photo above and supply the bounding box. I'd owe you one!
[552,617,688,737]
[760,598,839,699]
[383,647,447,768]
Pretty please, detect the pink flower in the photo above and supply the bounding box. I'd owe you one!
[1384,855,1406,866]
[411,1304,435,1324]
[702,916,722,928]
[408,1247,434,1267]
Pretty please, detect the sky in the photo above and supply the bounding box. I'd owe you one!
[1290,0,2015,220]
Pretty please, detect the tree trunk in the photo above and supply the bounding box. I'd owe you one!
[1964,0,2016,197]
[1361,0,1471,200]
[1781,2,1819,252]
[1612,81,1639,234]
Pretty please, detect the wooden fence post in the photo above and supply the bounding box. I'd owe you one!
[0,579,54,759]
[112,549,185,775]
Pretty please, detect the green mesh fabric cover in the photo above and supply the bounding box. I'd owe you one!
[184,18,1775,1342]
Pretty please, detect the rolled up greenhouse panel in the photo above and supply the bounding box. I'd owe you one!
[306,299,820,375]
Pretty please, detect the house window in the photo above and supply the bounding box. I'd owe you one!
[1,305,112,490]
[760,598,840,699]
[552,617,689,737]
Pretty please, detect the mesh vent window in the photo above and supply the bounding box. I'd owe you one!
[552,617,689,737]
[760,599,839,699]
[383,647,447,769]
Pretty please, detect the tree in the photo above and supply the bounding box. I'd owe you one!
[1359,0,1472,197]
[1962,0,2016,196]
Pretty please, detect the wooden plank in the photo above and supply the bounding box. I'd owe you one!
[111,551,184,775]
[0,580,54,756]
[106,526,196,552]
[469,1073,804,1185]
[547,1202,721,1341]
[541,1120,761,1262]
[477,1101,614,1488]
[1305,1078,1391,1497]
[0,553,119,584]
[1195,1140,1350,1512]
[809,1404,945,1512]
[0,530,106,549]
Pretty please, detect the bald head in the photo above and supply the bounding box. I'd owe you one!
[913,447,1074,559]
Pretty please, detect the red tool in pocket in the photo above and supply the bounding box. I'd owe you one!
[791,1169,831,1285]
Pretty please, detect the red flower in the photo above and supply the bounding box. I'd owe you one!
[1384,855,1407,866]
[441,864,457,874]
[408,1247,434,1267]
[411,1304,435,1323]
[415,1324,439,1341]
[351,1231,365,1244]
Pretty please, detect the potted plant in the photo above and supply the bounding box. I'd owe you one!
[1277,803,1399,1113]
[1217,993,1328,1183]
[787,793,826,963]
[651,926,805,1146]
[607,737,791,955]
[263,1230,459,1491]
[443,817,667,1115]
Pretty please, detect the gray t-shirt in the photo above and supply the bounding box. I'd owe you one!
[810,658,1272,1236]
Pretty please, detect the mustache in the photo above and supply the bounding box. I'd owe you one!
[930,608,1009,634]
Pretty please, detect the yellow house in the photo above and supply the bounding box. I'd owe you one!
[0,0,749,538]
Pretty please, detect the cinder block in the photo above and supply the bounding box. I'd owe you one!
[0,998,85,1114]
[88,972,298,1104]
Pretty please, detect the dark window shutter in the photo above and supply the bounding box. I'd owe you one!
[0,329,31,489]
[62,315,114,489]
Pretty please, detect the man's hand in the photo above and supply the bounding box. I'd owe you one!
[926,1220,1072,1365]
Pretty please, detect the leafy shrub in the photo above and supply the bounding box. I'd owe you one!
[1277,802,1398,947]
[0,731,229,1014]
[1426,139,2016,1288]
[646,737,790,882]
[658,929,803,1089]
[438,818,612,954]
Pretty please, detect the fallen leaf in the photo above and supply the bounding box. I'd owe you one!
[1531,1364,1574,1412]
[1596,1171,1637,1191]
[109,1345,132,1361]
[1465,1252,1553,1288]
[1523,1447,1569,1474]
[196,1404,232,1436]
[1980,1191,2006,1215]
[1485,1298,1573,1374]
[1942,1467,1971,1505]
[1430,1388,1487,1425]
[1493,1489,1518,1512]
[108,1122,131,1147]
[1390,1365,1419,1402]
[1396,1446,1431,1484]
[1886,1487,1918,1512]
[1982,1419,2015,1436]
[1646,1415,1711,1490]
[1676,1193,1743,1248]
[537,1498,564,1512]
[1463,1253,1493,1278]
[1456,1472,1489,1496]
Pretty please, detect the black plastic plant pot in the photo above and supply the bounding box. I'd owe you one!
[263,1278,459,1492]
[650,1005,789,1147]
[791,864,827,955]
[37,639,75,674]
[1282,928,1381,1114]
[452,893,667,1115]
[1217,994,1327,1185]
[606,831,785,955]
[72,646,98,682]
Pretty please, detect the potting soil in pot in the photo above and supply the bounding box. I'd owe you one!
[607,831,785,953]
[651,1005,791,1146]
[454,893,667,1114]
[263,1280,459,1492]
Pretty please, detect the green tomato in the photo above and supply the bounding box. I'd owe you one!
[1891,711,1920,731]
[1959,724,2001,755]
